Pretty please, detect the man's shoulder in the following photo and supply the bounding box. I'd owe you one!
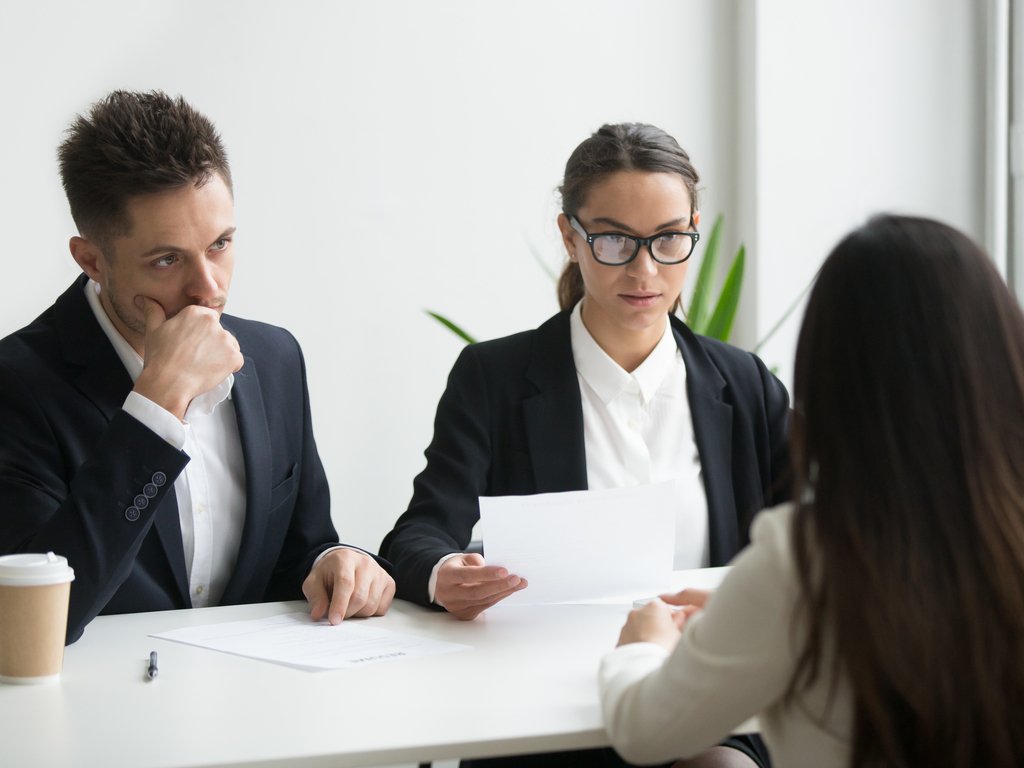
[220,314,300,357]
[0,276,106,369]
[0,302,61,371]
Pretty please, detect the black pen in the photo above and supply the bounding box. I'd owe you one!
[146,651,158,680]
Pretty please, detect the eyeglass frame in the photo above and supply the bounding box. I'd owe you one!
[567,215,700,266]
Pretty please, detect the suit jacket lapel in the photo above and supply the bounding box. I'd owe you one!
[671,318,738,566]
[55,276,190,602]
[56,277,134,420]
[523,312,588,493]
[219,352,270,603]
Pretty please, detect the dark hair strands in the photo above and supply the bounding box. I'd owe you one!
[58,90,232,252]
[787,214,1024,767]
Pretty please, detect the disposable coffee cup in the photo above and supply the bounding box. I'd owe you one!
[0,552,75,684]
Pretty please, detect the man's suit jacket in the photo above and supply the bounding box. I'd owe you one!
[380,310,790,605]
[0,276,370,643]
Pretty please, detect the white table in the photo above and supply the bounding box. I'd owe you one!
[0,568,731,768]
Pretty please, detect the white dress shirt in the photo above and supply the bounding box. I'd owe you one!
[570,302,709,569]
[85,281,245,607]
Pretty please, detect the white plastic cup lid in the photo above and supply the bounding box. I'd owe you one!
[0,552,75,586]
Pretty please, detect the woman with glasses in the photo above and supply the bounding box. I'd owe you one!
[381,123,788,767]
[600,215,1024,767]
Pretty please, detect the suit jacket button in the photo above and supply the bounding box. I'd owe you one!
[125,506,141,522]
[134,494,149,510]
[152,472,167,487]
[143,483,158,498]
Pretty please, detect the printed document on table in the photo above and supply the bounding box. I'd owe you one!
[479,481,676,606]
[152,613,469,671]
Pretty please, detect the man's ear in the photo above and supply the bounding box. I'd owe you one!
[692,210,701,229]
[69,236,106,283]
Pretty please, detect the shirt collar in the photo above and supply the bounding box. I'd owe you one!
[569,301,681,405]
[83,279,233,415]
[84,278,145,381]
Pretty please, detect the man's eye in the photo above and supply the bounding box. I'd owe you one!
[211,238,230,251]
[154,254,177,267]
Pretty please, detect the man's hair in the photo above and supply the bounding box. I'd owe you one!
[58,90,232,250]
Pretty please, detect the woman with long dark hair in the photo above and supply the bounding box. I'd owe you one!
[382,123,788,767]
[600,214,1024,767]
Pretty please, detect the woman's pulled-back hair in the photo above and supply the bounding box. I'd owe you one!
[788,214,1024,767]
[556,123,700,312]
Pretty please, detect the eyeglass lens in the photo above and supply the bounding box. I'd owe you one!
[592,233,693,264]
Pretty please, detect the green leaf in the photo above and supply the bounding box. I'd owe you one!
[704,245,746,341]
[686,214,723,333]
[424,310,477,345]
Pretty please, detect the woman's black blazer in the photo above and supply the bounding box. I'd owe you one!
[380,310,790,605]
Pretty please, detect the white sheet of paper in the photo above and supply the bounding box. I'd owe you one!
[151,613,469,671]
[479,481,676,606]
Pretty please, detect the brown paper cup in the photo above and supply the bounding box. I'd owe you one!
[0,553,74,684]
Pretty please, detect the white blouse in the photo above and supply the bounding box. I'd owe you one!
[570,302,709,569]
[599,503,853,767]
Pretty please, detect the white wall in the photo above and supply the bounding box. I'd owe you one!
[748,0,986,382]
[1012,0,1024,294]
[0,0,741,552]
[0,1,986,552]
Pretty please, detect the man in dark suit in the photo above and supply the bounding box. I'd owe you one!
[0,90,393,643]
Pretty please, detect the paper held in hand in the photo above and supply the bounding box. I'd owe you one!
[479,481,677,606]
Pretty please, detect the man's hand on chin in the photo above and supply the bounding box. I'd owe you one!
[303,549,395,624]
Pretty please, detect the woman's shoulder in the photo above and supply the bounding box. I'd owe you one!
[750,502,796,545]
[742,502,800,581]
[670,315,768,373]
[669,316,787,418]
[459,310,571,368]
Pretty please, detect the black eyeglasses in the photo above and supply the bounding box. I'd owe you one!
[569,215,699,266]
